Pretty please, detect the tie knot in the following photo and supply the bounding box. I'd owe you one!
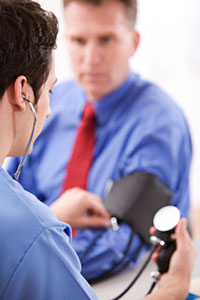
[82,103,95,122]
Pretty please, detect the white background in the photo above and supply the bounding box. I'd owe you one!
[39,0,200,208]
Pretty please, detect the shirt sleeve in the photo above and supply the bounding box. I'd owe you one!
[120,123,192,215]
[2,227,98,300]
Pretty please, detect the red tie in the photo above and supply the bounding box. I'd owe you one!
[62,102,96,191]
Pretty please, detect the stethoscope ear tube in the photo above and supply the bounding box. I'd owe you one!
[13,99,37,181]
[109,244,158,300]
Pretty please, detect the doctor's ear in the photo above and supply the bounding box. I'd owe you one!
[11,76,30,112]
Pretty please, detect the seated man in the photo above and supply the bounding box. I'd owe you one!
[8,0,192,281]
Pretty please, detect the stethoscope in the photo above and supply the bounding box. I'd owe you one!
[13,95,37,181]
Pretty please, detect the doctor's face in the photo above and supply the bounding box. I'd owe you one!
[65,1,139,101]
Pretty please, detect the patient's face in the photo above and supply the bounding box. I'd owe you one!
[65,1,137,101]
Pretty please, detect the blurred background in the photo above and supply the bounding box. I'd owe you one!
[38,0,200,236]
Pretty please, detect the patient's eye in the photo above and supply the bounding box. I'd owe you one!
[99,35,114,46]
[71,37,86,46]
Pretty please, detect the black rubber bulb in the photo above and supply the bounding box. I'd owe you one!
[157,240,176,274]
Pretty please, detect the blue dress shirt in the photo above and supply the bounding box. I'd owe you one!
[7,72,192,280]
[0,166,97,300]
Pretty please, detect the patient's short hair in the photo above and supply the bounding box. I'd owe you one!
[63,0,137,28]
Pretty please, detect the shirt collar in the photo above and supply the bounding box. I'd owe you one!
[95,72,136,125]
[77,72,136,125]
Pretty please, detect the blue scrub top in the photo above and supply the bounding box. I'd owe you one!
[186,293,200,300]
[0,167,97,300]
[7,72,192,280]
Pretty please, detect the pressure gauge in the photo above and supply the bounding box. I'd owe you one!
[151,206,181,275]
[153,206,181,232]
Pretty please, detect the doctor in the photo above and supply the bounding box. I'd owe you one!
[0,0,196,299]
[0,0,107,299]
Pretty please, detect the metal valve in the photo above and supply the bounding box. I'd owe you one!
[110,217,120,231]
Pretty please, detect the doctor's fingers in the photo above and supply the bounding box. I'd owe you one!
[175,219,193,249]
[174,219,196,268]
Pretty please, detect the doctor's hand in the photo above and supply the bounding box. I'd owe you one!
[50,187,110,229]
[144,218,196,300]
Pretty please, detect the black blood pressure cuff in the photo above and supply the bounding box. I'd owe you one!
[104,172,173,244]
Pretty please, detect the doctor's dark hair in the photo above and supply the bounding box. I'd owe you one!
[0,0,58,103]
[63,0,137,28]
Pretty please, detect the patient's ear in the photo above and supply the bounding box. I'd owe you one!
[131,31,140,56]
